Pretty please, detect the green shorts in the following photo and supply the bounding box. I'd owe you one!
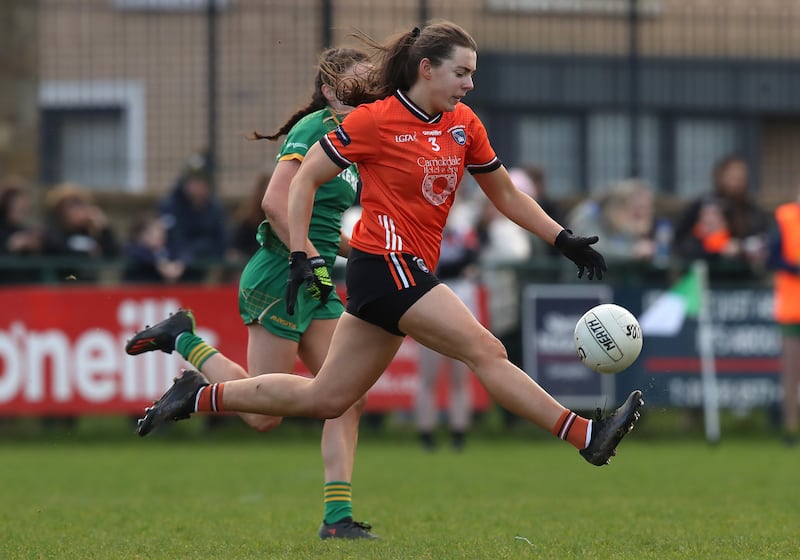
[238,247,344,342]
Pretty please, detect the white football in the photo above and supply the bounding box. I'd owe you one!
[574,303,643,374]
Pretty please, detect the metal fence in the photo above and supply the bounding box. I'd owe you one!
[2,0,797,206]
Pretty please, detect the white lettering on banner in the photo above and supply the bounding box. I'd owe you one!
[0,299,219,405]
[537,312,582,354]
[668,377,779,409]
[710,291,774,321]
[642,290,775,322]
[0,329,20,400]
[75,331,116,402]
[711,325,781,356]
[544,362,591,381]
[25,328,70,401]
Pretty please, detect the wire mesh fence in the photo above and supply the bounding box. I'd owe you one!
[0,0,793,205]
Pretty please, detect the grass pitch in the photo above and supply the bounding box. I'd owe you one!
[1,420,798,559]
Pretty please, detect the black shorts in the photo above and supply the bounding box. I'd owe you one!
[345,248,440,336]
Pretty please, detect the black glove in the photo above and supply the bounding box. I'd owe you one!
[554,229,607,280]
[286,252,334,315]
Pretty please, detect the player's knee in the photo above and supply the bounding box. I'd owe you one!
[467,333,508,370]
[247,415,283,433]
[316,395,357,419]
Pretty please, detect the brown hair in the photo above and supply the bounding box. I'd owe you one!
[251,47,369,141]
[44,182,93,214]
[333,20,478,106]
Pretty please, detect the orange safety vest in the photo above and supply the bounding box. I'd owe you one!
[774,202,800,324]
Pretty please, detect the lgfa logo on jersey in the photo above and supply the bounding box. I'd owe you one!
[395,132,417,143]
[448,126,466,146]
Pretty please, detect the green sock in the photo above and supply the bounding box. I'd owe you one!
[323,481,353,524]
[175,332,218,370]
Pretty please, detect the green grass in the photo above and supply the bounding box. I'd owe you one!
[1,418,799,559]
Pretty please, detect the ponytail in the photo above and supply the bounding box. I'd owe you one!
[249,89,327,141]
[250,47,369,141]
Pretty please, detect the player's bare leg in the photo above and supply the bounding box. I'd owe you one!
[400,284,566,429]
[298,318,367,483]
[196,350,280,432]
[241,324,298,431]
[136,317,399,428]
[448,357,472,449]
[218,314,403,418]
[399,284,643,465]
[248,318,373,538]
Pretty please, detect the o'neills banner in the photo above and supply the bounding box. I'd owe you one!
[0,285,489,416]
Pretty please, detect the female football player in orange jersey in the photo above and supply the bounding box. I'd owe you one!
[137,21,644,469]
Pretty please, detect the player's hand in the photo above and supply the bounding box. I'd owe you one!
[286,252,333,315]
[554,229,607,280]
[306,255,333,304]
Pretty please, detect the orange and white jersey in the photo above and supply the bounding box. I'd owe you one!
[320,90,500,270]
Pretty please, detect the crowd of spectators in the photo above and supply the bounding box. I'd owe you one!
[0,152,266,285]
[0,152,777,287]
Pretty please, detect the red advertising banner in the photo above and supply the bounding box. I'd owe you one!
[0,284,490,416]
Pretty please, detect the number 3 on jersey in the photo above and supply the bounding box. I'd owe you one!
[428,137,440,152]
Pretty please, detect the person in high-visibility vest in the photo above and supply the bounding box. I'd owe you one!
[768,185,800,445]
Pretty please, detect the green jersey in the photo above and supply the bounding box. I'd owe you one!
[257,107,359,264]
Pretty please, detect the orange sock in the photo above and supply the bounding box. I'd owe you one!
[552,410,591,450]
[194,383,225,413]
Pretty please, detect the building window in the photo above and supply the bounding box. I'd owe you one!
[518,115,581,197]
[39,81,145,192]
[674,118,740,197]
[40,108,126,190]
[588,112,660,191]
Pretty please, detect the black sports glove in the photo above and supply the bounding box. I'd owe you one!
[554,229,607,280]
[286,252,334,315]
[307,255,333,302]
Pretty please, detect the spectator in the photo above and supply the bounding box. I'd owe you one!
[767,183,800,446]
[0,176,43,283]
[42,182,119,282]
[158,152,230,281]
[123,211,186,284]
[567,179,656,263]
[228,172,270,264]
[673,196,739,262]
[673,154,769,271]
[415,208,480,451]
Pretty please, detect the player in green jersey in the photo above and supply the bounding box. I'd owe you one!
[126,47,376,540]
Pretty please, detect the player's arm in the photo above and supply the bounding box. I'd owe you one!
[284,143,343,313]
[473,165,563,242]
[288,142,343,254]
[261,158,301,248]
[474,165,606,280]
